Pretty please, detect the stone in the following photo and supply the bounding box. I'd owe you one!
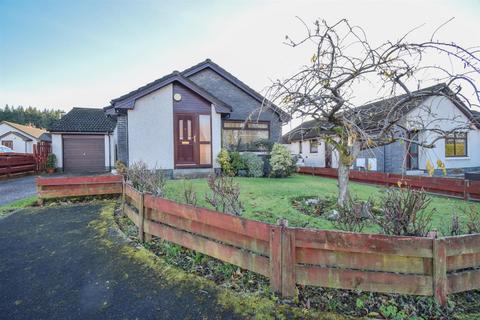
[327,210,339,221]
[305,198,320,206]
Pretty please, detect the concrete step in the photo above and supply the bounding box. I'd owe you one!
[172,168,216,179]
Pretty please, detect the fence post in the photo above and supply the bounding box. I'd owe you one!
[464,180,469,200]
[269,224,282,293]
[138,193,145,242]
[280,219,296,297]
[121,180,126,217]
[430,231,448,306]
[269,219,296,297]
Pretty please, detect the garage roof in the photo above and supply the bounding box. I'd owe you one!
[49,108,116,133]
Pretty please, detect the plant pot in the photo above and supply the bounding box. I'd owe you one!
[47,168,55,174]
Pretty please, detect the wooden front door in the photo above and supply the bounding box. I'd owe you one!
[175,114,196,165]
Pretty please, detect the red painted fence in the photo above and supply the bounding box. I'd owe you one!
[35,176,480,306]
[33,142,51,172]
[0,153,36,178]
[122,183,480,306]
[36,175,123,199]
[298,167,480,201]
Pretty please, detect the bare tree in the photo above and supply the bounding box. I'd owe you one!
[268,18,480,206]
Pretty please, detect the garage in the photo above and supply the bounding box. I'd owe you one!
[49,108,116,173]
[63,135,105,172]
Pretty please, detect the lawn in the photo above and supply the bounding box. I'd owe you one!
[0,196,38,217]
[165,174,480,235]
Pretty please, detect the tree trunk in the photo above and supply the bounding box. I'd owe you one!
[337,159,350,207]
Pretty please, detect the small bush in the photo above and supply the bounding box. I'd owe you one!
[373,187,434,237]
[46,154,56,169]
[269,143,293,178]
[115,160,127,176]
[182,180,197,206]
[230,151,246,175]
[252,139,275,152]
[217,149,233,176]
[241,153,264,177]
[464,205,480,234]
[205,175,243,216]
[332,195,371,233]
[126,161,166,196]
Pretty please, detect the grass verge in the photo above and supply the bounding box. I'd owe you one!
[0,196,38,217]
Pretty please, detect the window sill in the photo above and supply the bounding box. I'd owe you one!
[445,157,470,160]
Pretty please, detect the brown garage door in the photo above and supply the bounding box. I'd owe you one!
[63,135,105,172]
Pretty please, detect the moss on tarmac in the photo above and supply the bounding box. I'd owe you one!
[0,201,347,320]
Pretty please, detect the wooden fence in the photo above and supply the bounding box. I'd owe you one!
[122,182,480,306]
[33,176,480,306]
[36,175,123,199]
[0,153,36,178]
[298,167,480,201]
[33,142,51,172]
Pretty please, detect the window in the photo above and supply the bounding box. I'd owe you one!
[445,132,467,157]
[199,114,212,165]
[1,140,13,149]
[310,140,319,153]
[222,120,269,151]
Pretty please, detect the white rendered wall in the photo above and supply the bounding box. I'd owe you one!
[211,105,221,168]
[51,134,63,168]
[0,123,37,153]
[406,96,480,170]
[0,132,28,153]
[287,139,326,167]
[128,84,174,170]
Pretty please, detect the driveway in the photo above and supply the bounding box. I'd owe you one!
[0,175,37,206]
[0,203,240,319]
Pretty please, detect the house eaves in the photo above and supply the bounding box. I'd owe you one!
[110,72,232,114]
[0,131,33,141]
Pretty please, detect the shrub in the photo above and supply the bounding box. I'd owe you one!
[252,139,275,152]
[115,160,127,176]
[205,174,243,216]
[46,154,56,169]
[464,205,480,234]
[182,180,197,207]
[269,143,293,178]
[230,151,246,175]
[332,195,370,233]
[217,149,233,176]
[373,187,434,237]
[241,153,264,177]
[126,161,166,196]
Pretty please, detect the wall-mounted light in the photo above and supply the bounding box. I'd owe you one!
[174,93,182,102]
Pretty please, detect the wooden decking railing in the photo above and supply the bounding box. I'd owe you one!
[35,176,480,306]
[298,166,480,200]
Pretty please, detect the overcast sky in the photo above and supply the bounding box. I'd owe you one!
[1,0,479,130]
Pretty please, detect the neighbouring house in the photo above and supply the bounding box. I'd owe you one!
[283,84,480,176]
[49,108,116,172]
[50,59,288,174]
[0,121,51,153]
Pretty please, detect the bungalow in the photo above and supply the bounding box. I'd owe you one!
[50,59,288,175]
[0,121,51,153]
[283,84,480,176]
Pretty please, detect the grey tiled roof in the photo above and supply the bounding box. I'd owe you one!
[49,108,116,133]
[283,84,479,142]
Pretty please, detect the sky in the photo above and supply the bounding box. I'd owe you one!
[1,0,479,131]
